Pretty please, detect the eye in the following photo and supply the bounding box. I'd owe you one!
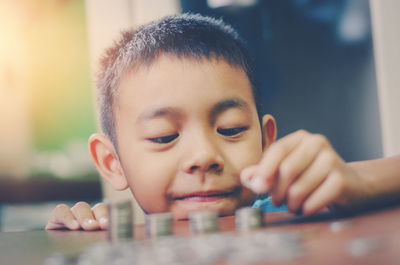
[148,133,179,144]
[217,127,247,137]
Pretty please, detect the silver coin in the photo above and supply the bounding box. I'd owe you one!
[330,220,353,232]
[145,212,173,237]
[78,230,304,265]
[235,207,264,231]
[106,199,134,242]
[189,210,219,234]
[227,230,304,264]
[347,237,383,257]
[44,253,67,265]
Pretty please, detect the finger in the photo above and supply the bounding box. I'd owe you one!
[240,165,269,193]
[71,202,100,231]
[254,130,308,186]
[301,170,345,215]
[240,165,258,185]
[92,203,109,230]
[272,134,329,205]
[286,149,334,212]
[45,204,80,230]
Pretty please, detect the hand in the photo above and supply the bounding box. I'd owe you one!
[45,202,108,230]
[241,130,372,215]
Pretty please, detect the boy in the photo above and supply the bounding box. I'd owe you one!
[46,13,400,231]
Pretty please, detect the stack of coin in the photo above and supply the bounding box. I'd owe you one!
[189,210,219,234]
[145,212,173,237]
[106,199,134,242]
[235,207,263,231]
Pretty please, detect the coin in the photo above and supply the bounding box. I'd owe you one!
[106,199,134,242]
[189,210,219,234]
[235,207,264,231]
[330,220,353,232]
[44,253,67,265]
[145,212,173,237]
[347,237,383,257]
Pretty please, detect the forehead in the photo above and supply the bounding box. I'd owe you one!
[116,55,255,115]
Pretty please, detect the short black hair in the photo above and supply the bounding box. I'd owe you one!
[97,13,261,146]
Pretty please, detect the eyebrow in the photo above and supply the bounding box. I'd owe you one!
[209,98,251,120]
[137,107,182,123]
[137,98,251,123]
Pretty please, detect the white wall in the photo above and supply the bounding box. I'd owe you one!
[370,0,400,156]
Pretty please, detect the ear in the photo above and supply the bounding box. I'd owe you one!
[88,133,129,190]
[261,114,277,150]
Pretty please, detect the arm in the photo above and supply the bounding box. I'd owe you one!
[347,155,400,209]
[241,130,400,215]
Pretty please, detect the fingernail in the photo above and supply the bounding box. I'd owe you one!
[68,220,79,229]
[251,175,268,193]
[99,217,108,226]
[241,176,253,188]
[84,218,96,226]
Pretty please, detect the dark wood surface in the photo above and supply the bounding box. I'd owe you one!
[1,205,400,265]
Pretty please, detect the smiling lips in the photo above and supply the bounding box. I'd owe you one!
[173,189,237,202]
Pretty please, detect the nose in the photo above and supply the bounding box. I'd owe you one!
[181,133,224,174]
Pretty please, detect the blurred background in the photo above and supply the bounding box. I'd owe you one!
[0,0,399,231]
[0,0,101,231]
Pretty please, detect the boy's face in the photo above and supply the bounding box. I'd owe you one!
[102,55,270,220]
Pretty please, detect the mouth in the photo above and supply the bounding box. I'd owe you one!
[173,188,239,203]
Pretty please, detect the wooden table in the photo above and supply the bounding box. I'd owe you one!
[1,205,400,265]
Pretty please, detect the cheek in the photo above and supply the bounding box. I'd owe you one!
[119,148,178,212]
[226,137,263,172]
